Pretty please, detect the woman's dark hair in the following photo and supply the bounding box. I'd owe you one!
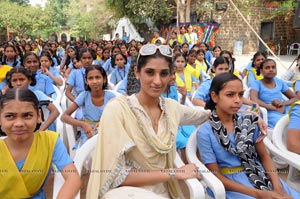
[85,65,108,90]
[257,58,276,76]
[40,52,54,67]
[22,51,40,67]
[137,50,173,72]
[6,67,37,88]
[126,55,140,95]
[63,46,77,69]
[128,45,138,56]
[212,45,222,52]
[77,47,96,61]
[205,72,241,111]
[0,88,40,135]
[251,51,267,69]
[173,53,186,68]
[111,46,121,56]
[172,45,182,55]
[196,49,210,72]
[211,56,230,73]
[46,48,60,65]
[0,87,39,112]
[220,50,235,73]
[112,52,127,68]
[199,42,209,51]
[3,45,18,67]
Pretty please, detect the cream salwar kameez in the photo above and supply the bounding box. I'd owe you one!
[87,95,210,199]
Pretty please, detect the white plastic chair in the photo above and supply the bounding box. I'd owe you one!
[63,114,77,158]
[271,115,300,191]
[53,134,99,199]
[242,76,249,90]
[52,85,62,107]
[113,79,124,92]
[288,43,300,55]
[186,130,226,199]
[57,75,66,95]
[53,134,206,199]
[174,152,206,199]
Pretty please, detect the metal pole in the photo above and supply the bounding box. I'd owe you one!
[177,0,179,29]
[228,0,288,70]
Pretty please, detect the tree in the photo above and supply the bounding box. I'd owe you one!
[65,0,116,40]
[106,0,174,29]
[8,0,29,6]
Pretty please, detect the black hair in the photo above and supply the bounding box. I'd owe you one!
[251,51,267,69]
[102,46,110,62]
[40,52,54,67]
[0,88,40,135]
[77,47,96,61]
[112,52,127,68]
[172,45,182,55]
[137,50,173,72]
[205,72,241,111]
[211,56,230,73]
[46,48,60,65]
[85,65,108,90]
[126,55,141,95]
[0,87,39,112]
[3,45,18,67]
[22,51,40,67]
[196,49,210,73]
[111,46,121,56]
[127,45,138,56]
[257,58,276,76]
[199,42,209,51]
[6,67,36,88]
[212,45,222,52]
[181,43,189,58]
[63,46,77,69]
[220,50,236,73]
[173,53,186,69]
[109,46,121,69]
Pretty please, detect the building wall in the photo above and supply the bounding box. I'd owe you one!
[193,0,297,55]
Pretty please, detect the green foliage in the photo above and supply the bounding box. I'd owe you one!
[107,0,174,29]
[65,0,116,39]
[8,0,29,6]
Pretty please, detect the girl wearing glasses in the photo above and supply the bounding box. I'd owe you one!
[88,44,211,199]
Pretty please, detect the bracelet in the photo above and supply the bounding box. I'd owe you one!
[168,168,176,180]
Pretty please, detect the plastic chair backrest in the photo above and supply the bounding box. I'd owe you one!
[186,130,226,199]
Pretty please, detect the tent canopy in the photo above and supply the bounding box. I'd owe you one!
[113,17,144,42]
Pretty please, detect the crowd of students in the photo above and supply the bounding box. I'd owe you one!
[0,33,300,198]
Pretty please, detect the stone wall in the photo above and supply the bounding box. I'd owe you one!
[208,0,296,55]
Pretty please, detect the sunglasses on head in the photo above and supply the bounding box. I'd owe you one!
[137,44,173,63]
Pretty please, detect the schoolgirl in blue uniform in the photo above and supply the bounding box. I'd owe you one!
[62,65,116,149]
[2,45,21,67]
[102,46,122,75]
[6,67,59,131]
[197,72,300,199]
[109,53,129,85]
[39,52,62,87]
[250,59,298,128]
[22,52,55,97]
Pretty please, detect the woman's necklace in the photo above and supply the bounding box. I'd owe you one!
[127,96,175,153]
[144,107,160,131]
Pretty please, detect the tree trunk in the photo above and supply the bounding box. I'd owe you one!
[175,0,186,23]
[185,0,191,22]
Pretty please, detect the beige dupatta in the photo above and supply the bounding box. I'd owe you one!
[87,95,183,198]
